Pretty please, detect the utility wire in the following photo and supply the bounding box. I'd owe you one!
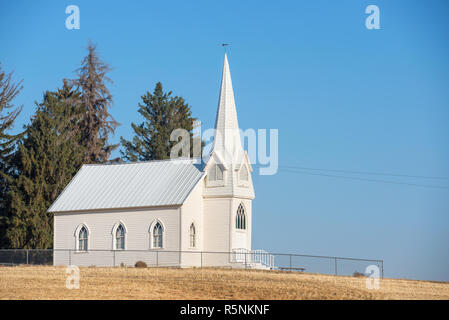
[252,164,449,180]
[279,168,449,190]
[281,165,449,180]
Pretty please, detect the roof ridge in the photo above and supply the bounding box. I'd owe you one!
[82,157,203,167]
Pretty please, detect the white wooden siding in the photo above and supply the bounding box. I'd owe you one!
[54,206,180,266]
[179,179,204,266]
[202,198,232,266]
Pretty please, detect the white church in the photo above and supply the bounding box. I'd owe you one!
[49,54,273,269]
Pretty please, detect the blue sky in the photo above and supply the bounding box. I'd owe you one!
[1,0,448,281]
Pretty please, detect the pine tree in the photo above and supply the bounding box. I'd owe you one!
[0,64,23,247]
[120,82,201,161]
[1,81,85,248]
[0,64,23,158]
[72,41,119,164]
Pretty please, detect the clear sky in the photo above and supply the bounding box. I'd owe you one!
[1,0,448,281]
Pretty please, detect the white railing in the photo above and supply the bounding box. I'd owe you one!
[251,249,275,269]
[232,248,275,269]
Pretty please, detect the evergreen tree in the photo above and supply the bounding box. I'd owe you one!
[1,81,85,248]
[0,64,23,160]
[72,42,119,163]
[0,64,23,246]
[120,82,201,161]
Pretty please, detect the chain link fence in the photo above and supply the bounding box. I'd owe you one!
[0,249,383,278]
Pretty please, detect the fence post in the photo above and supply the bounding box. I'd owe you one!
[69,249,71,266]
[381,260,384,279]
[244,252,247,269]
[113,250,116,267]
[26,249,29,265]
[334,257,338,276]
[200,251,203,268]
[289,254,292,270]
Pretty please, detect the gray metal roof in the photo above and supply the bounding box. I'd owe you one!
[48,159,205,213]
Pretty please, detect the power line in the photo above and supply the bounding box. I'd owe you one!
[252,164,449,180]
[279,168,449,190]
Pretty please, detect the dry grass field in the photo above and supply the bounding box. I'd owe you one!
[0,265,448,300]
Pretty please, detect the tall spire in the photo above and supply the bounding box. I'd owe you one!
[212,53,243,164]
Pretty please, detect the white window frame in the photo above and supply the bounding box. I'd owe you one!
[207,163,226,187]
[235,203,247,230]
[208,164,224,181]
[111,221,127,251]
[189,223,196,249]
[74,223,90,253]
[149,220,165,249]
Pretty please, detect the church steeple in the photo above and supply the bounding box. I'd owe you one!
[204,53,254,201]
[212,53,244,165]
[203,53,255,254]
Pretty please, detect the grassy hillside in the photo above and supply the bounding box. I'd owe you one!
[0,266,448,300]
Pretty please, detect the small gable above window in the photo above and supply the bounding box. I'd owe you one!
[208,164,224,182]
[239,165,248,181]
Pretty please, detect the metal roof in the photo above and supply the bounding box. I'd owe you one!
[48,159,205,213]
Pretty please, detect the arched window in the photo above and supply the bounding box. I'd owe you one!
[209,164,224,181]
[236,204,246,230]
[216,164,223,180]
[189,223,196,248]
[239,165,249,181]
[153,222,163,248]
[115,224,125,250]
[79,226,88,251]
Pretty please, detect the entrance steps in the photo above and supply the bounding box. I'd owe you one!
[231,248,275,270]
